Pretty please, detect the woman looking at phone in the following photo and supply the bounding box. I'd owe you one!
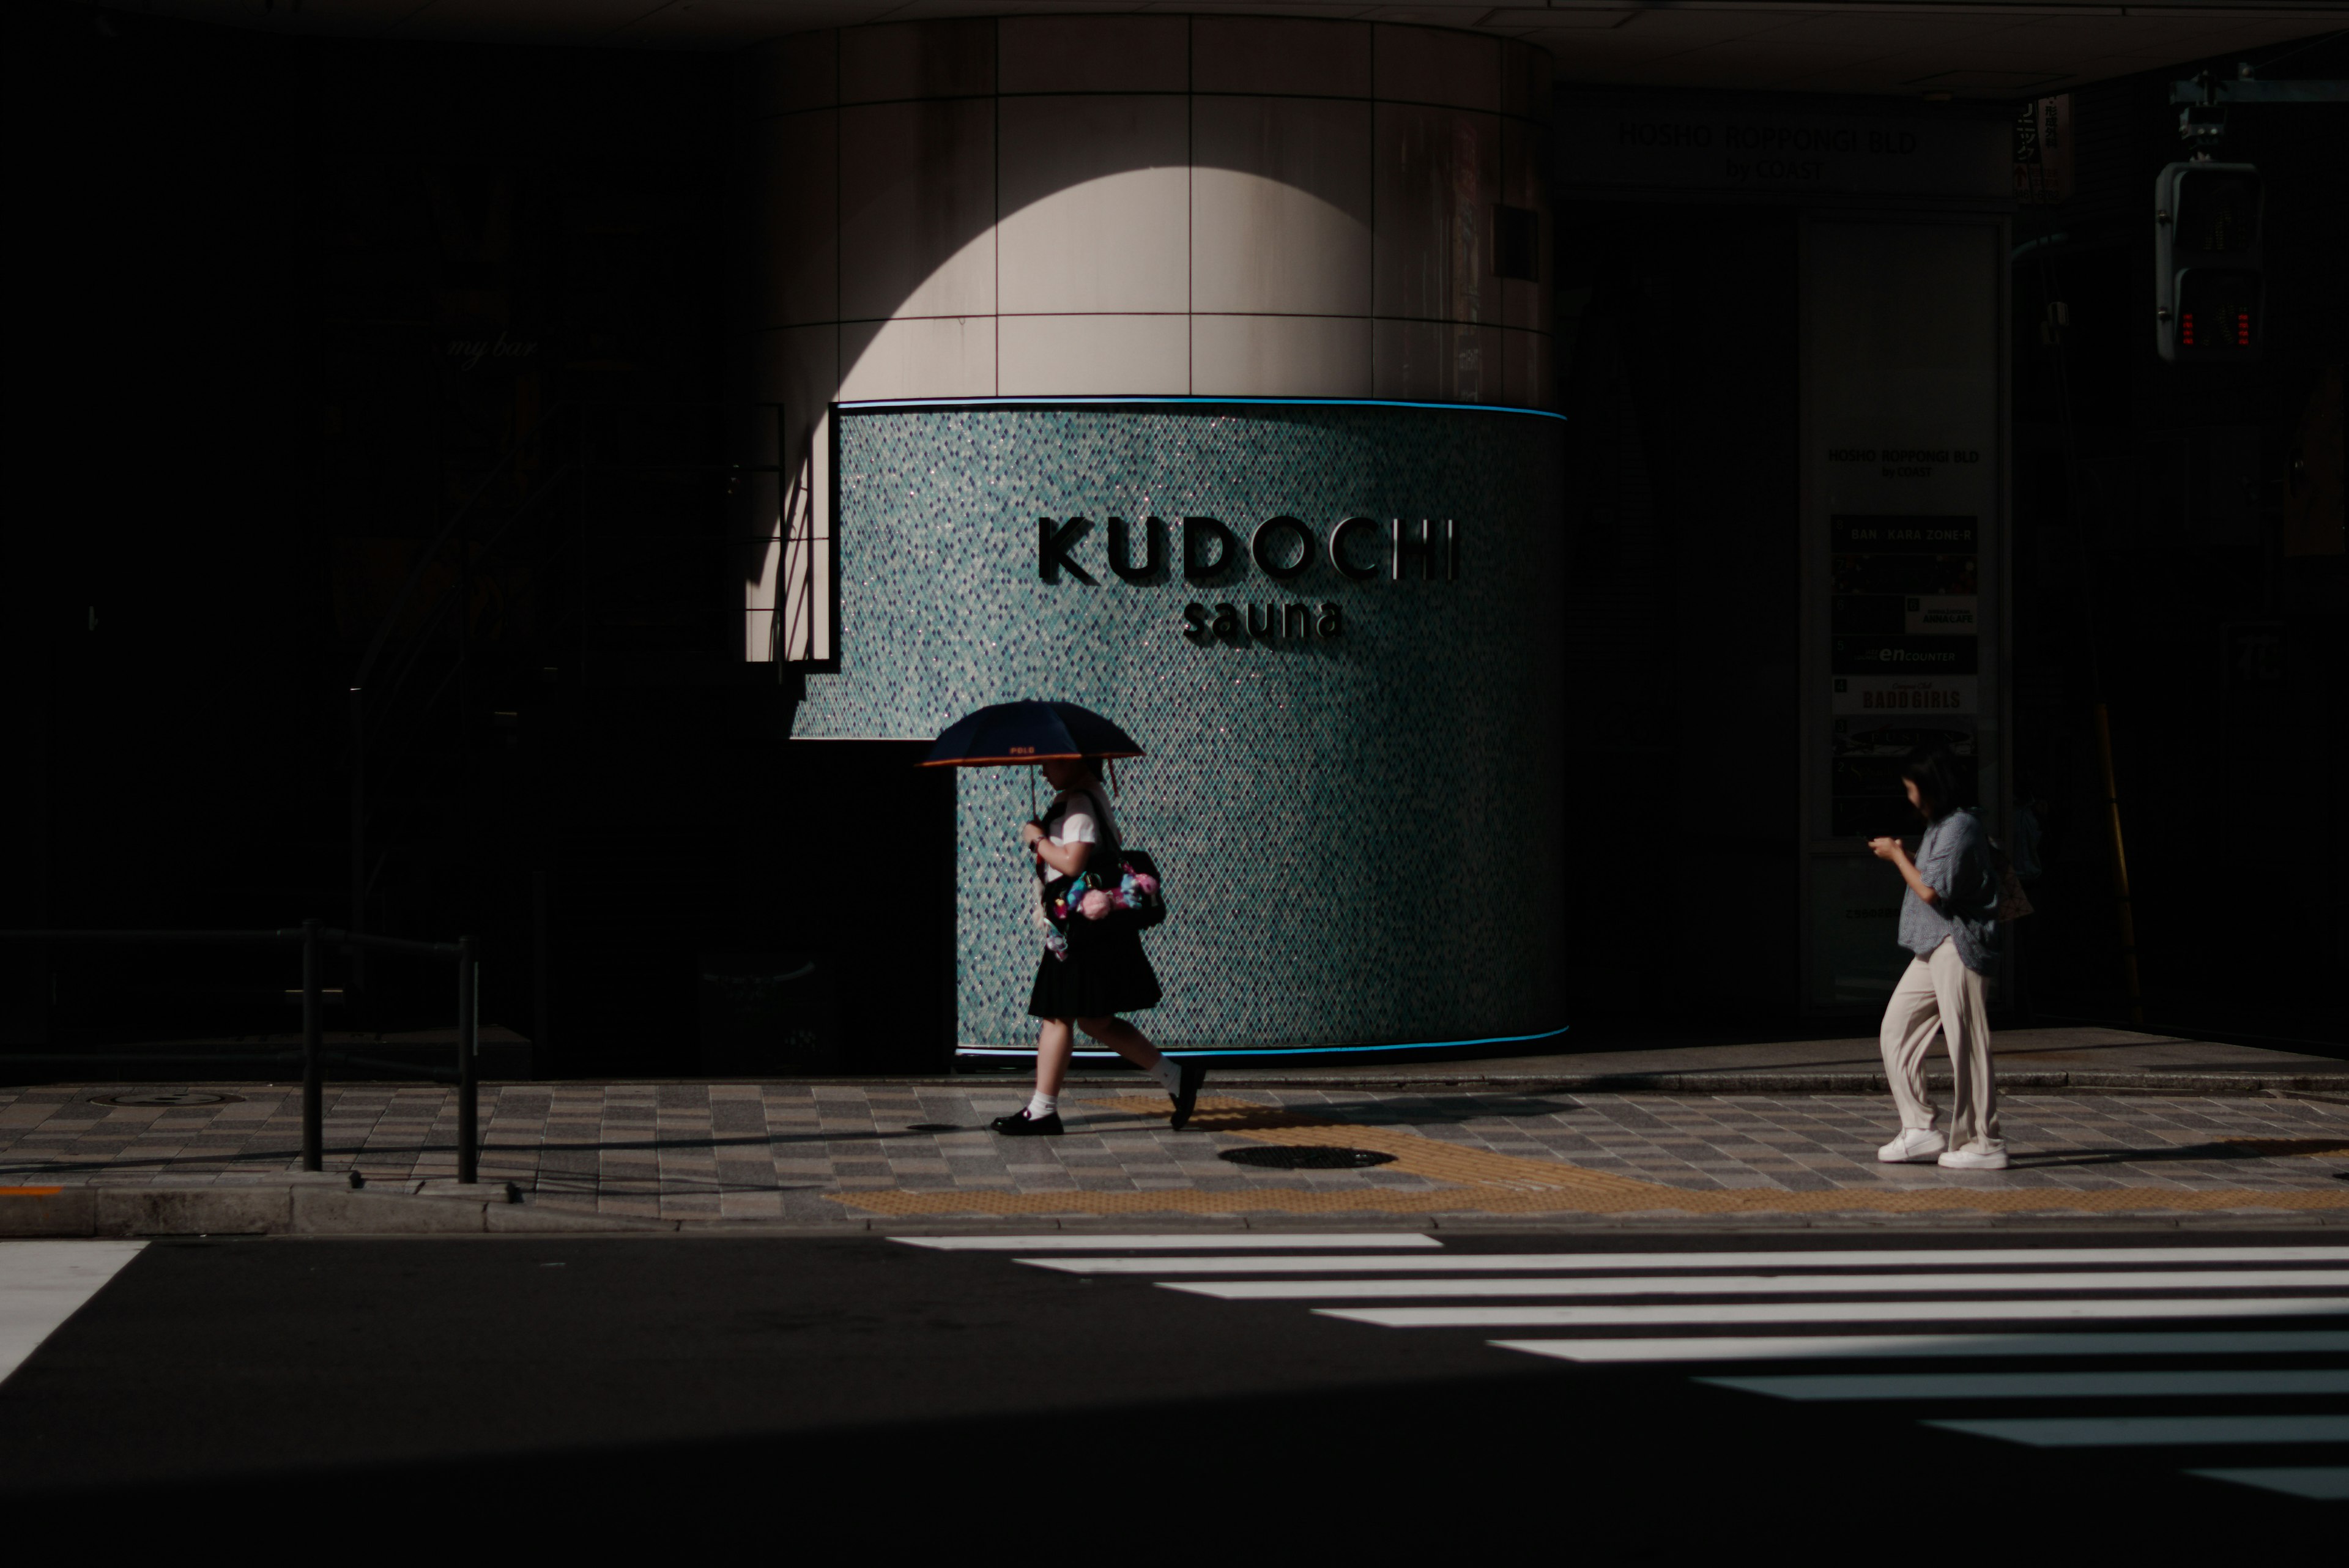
[1868,746,2007,1171]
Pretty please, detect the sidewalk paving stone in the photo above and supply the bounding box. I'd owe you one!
[3,1078,2346,1227]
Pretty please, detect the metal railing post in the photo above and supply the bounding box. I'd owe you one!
[301,918,323,1172]
[348,686,366,1000]
[456,935,478,1184]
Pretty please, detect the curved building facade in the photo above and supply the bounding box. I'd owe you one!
[740,16,1565,1053]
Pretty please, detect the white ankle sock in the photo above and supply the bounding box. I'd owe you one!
[1025,1091,1058,1120]
[1146,1057,1182,1093]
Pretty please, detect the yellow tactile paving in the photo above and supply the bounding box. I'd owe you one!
[825,1094,2349,1219]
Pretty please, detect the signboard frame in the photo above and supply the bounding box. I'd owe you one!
[1798,209,2012,1016]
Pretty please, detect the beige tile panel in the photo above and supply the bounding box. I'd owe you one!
[998,314,1189,397]
[1373,318,1504,404]
[1191,314,1372,398]
[840,17,995,105]
[1498,116,1546,334]
[998,97,1190,316]
[1498,325,1554,411]
[738,30,839,121]
[839,98,996,322]
[1191,17,1372,99]
[1373,103,1501,325]
[1502,37,1550,122]
[840,316,997,401]
[1374,23,1501,112]
[1000,15,1189,95]
[745,111,837,330]
[749,324,840,453]
[1190,95,1373,318]
[747,324,840,660]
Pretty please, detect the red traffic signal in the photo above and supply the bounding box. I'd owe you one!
[2155,162,2263,362]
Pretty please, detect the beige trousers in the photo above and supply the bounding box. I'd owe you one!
[1879,937,2002,1153]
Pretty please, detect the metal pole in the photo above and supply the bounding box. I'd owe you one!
[2035,244,2146,1031]
[456,936,478,1184]
[578,411,591,683]
[532,870,548,1079]
[2091,705,2145,1027]
[348,686,366,1001]
[301,918,322,1172]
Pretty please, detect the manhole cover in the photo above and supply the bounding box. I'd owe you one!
[1219,1145,1395,1170]
[904,1123,961,1133]
[91,1091,245,1107]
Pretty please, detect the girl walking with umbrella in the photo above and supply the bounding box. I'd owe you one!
[922,702,1206,1136]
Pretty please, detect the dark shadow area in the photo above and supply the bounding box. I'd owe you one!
[2014,1135,2349,1170]
[1552,201,1802,1038]
[2,1230,2325,1546]
[2006,46,2348,1048]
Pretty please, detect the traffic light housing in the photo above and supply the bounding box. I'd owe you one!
[2155,161,2262,363]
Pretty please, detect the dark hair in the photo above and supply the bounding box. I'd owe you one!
[1899,746,1972,822]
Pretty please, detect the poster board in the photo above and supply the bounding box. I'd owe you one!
[1801,217,2006,1013]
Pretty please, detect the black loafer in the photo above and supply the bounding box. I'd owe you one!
[990,1110,1064,1137]
[1169,1060,1208,1130]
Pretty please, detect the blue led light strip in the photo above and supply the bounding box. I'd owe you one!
[954,1025,1571,1061]
[840,395,1567,423]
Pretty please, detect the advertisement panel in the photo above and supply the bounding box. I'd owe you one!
[1802,218,2004,1011]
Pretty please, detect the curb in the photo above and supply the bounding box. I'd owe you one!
[1188,1071,2349,1096]
[782,1069,2349,1095]
[0,1183,676,1239]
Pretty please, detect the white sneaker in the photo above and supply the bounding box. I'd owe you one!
[1938,1145,2009,1171]
[1877,1128,1946,1163]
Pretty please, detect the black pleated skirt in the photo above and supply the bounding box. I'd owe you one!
[1028,900,1162,1021]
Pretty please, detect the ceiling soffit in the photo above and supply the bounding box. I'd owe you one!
[128,2,2349,99]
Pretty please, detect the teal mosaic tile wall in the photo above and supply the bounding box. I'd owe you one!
[796,401,1565,1050]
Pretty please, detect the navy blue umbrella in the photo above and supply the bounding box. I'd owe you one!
[920,700,1143,768]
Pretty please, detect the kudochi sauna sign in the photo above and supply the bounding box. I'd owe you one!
[1036,515,1461,645]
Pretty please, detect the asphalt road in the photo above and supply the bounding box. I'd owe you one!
[3,1229,2342,1547]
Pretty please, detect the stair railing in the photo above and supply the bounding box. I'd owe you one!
[0,921,483,1182]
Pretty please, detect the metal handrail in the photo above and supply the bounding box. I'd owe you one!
[1,921,483,1183]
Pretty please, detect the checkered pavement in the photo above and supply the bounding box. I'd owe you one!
[4,1079,2345,1227]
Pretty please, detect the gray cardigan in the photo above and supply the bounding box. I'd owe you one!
[1899,806,2000,975]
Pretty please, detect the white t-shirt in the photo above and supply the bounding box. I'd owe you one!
[1041,786,1115,874]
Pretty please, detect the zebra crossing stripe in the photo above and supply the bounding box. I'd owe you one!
[956,1238,2349,1501]
[1,1241,147,1385]
[1491,1331,2349,1362]
[892,1233,1440,1250]
[1163,1268,2349,1300]
[1316,1298,2349,1328]
[1699,1369,2349,1399]
[2184,1468,2349,1499]
[953,1239,2349,1499]
[1927,1414,2349,1446]
[1029,1245,2349,1274]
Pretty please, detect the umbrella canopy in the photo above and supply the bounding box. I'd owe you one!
[919,700,1143,768]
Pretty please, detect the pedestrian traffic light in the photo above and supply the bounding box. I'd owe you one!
[2154,161,2262,362]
